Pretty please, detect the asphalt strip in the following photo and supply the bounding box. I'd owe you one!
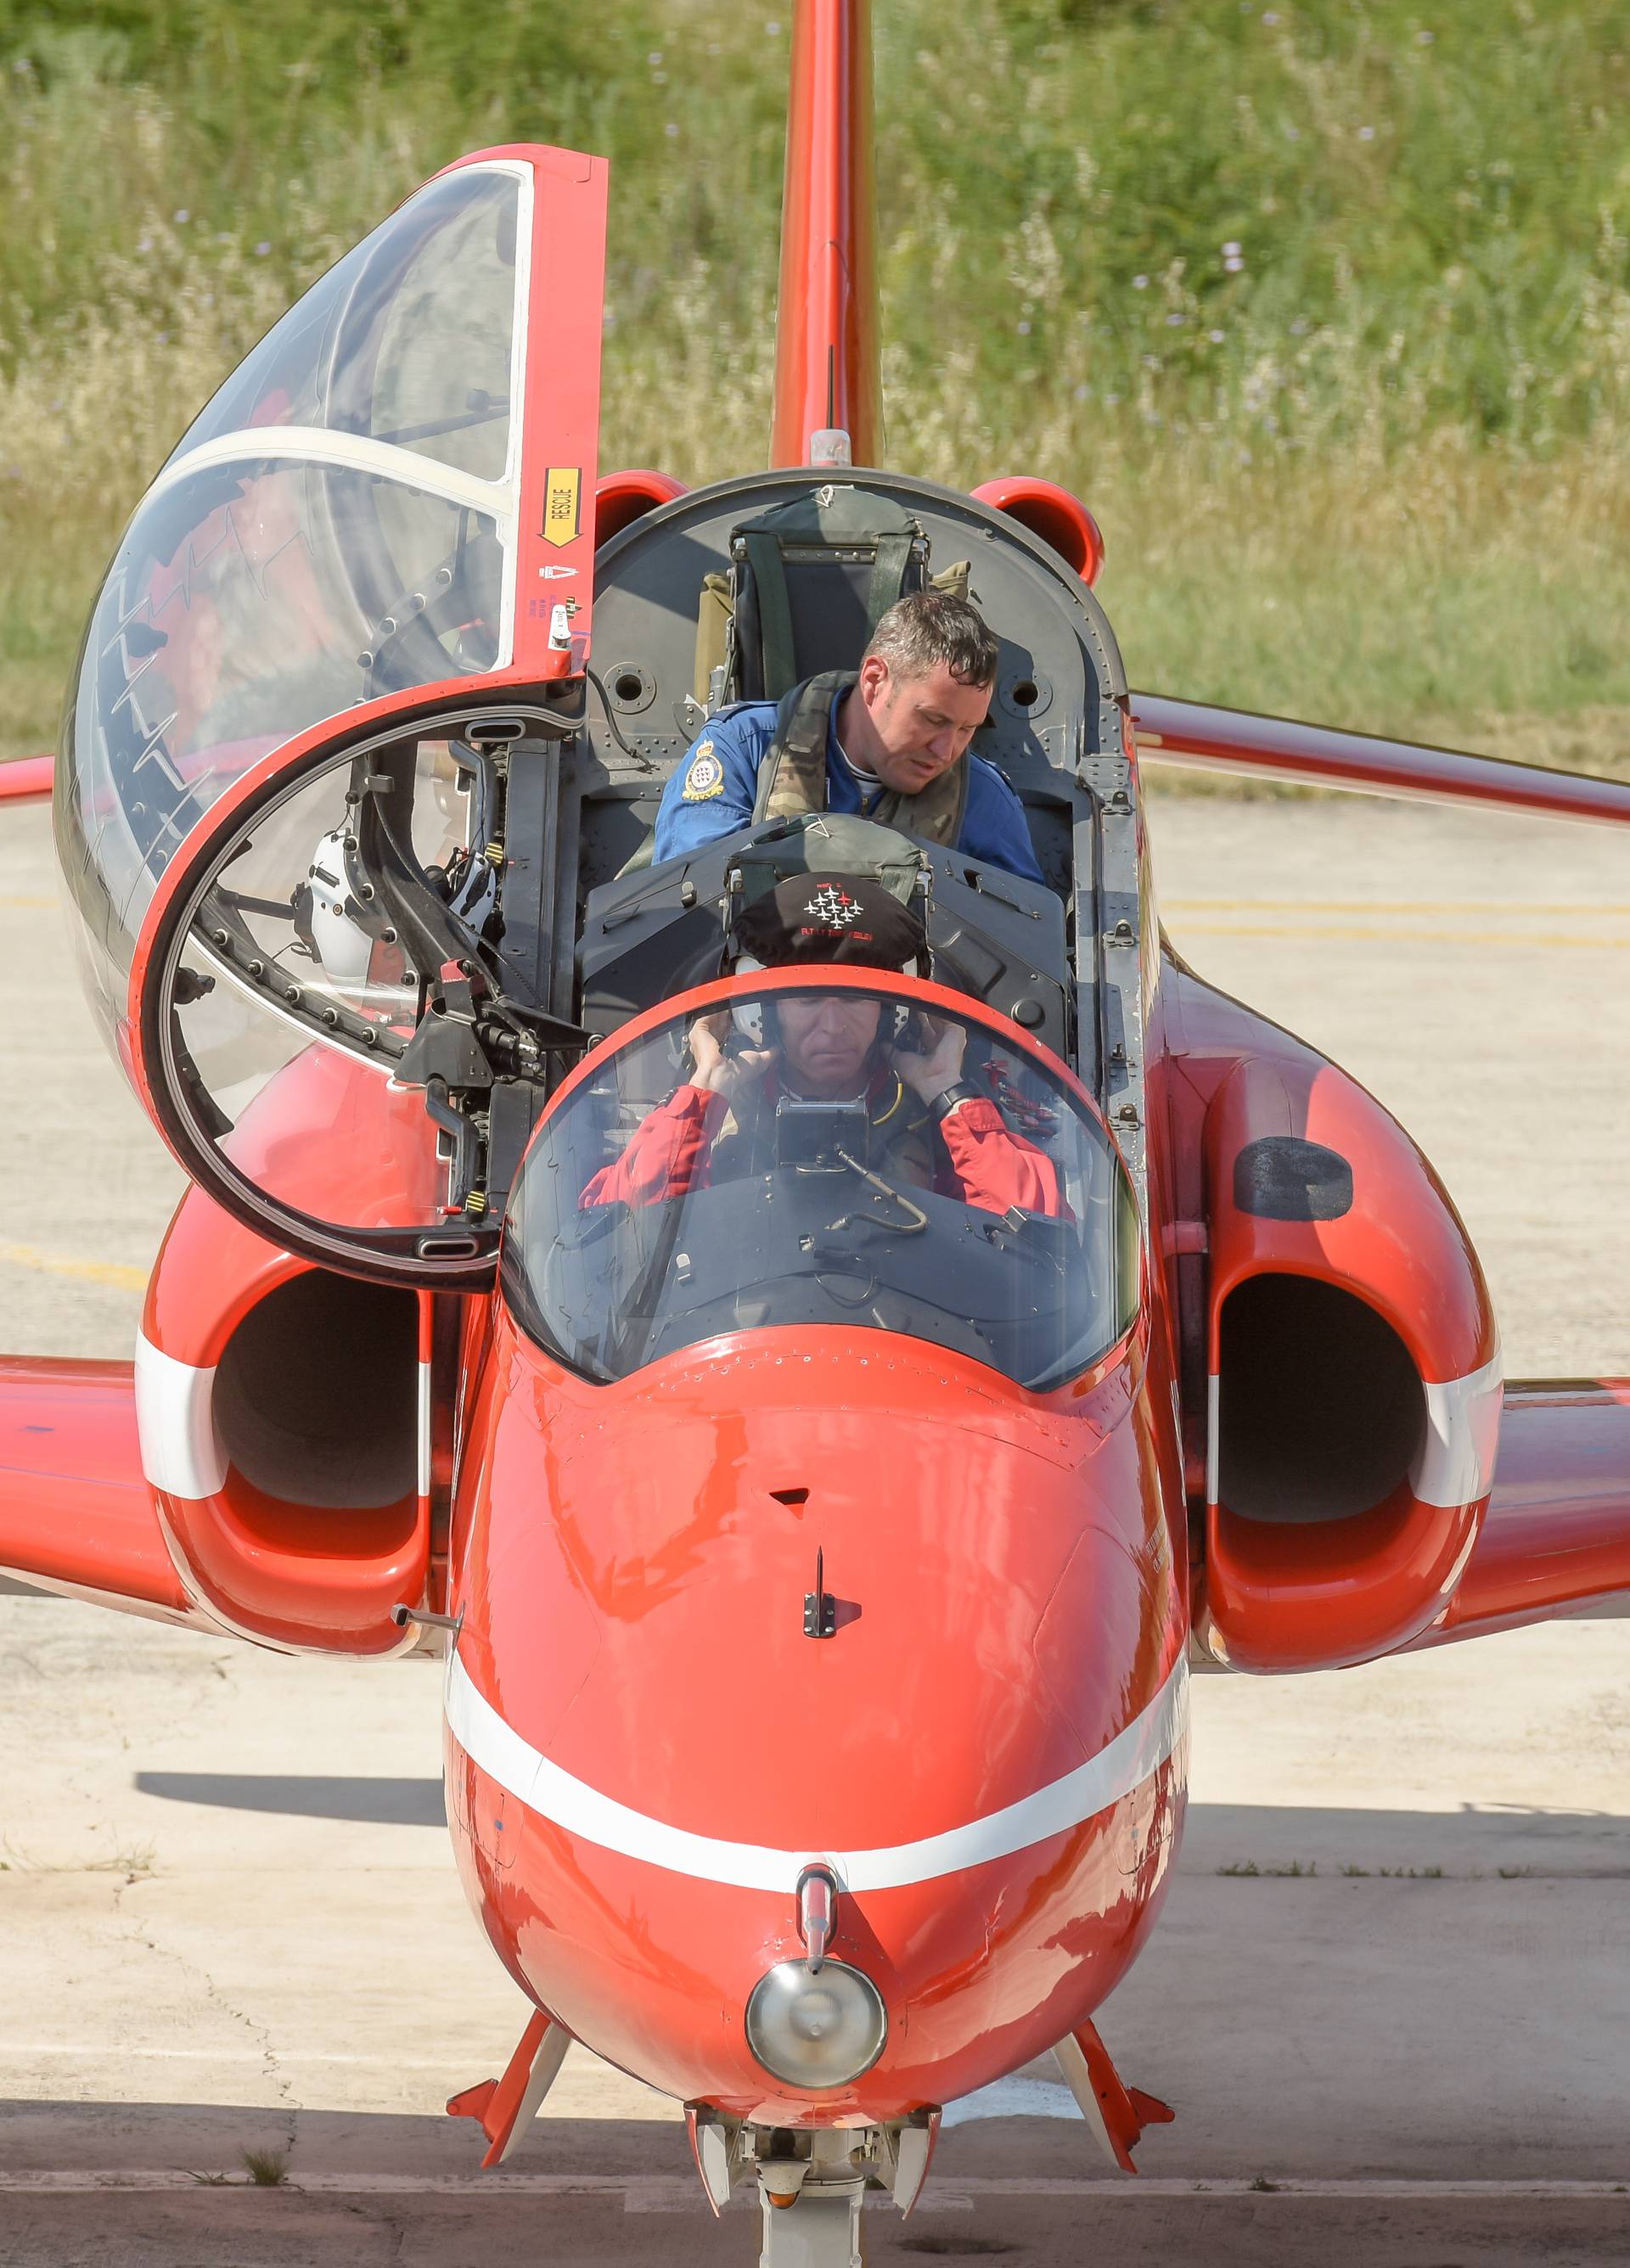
[0,2174,1626,2201]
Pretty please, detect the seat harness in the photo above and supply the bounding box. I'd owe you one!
[750,670,970,850]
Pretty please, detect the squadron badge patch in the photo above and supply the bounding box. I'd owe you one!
[681,741,725,801]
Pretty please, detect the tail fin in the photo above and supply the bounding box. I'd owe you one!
[770,0,881,469]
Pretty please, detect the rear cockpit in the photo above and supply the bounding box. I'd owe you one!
[578,469,1126,908]
[572,470,1149,1165]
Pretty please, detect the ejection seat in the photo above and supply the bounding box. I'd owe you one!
[617,483,974,883]
[586,483,1066,1050]
[690,481,970,711]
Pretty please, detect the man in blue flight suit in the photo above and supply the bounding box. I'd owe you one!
[652,590,1044,883]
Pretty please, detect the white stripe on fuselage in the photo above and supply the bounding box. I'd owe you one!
[443,1649,1189,1893]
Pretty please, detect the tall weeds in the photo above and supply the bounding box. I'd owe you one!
[0,0,1626,761]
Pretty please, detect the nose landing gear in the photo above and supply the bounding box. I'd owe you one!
[688,2111,941,2266]
[756,2135,866,2268]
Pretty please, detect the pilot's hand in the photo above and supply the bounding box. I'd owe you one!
[689,1011,774,1102]
[892,1017,967,1103]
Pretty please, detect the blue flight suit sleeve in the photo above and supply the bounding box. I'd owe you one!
[651,710,773,864]
[963,756,1045,884]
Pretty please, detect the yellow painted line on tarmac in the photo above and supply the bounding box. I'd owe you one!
[1166,898,1630,917]
[1172,920,1630,949]
[0,1241,148,1293]
[0,893,59,909]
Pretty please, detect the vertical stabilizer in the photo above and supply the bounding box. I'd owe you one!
[770,0,881,468]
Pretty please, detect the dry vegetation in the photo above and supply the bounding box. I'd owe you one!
[0,0,1626,771]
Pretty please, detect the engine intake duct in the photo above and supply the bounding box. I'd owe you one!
[214,1271,417,1511]
[1217,1274,1424,1526]
[1198,1053,1498,1673]
[140,1187,431,1654]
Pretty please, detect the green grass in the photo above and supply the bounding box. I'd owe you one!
[0,0,1626,766]
[239,2147,289,2187]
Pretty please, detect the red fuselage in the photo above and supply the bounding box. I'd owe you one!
[443,1284,1189,2120]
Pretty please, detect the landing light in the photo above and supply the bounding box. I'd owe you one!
[745,1959,887,2089]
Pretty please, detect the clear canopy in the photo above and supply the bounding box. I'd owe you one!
[502,985,1139,1392]
[56,160,530,1053]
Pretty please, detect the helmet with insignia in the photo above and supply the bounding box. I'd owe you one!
[732,872,926,972]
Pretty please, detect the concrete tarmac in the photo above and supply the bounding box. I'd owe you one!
[1,790,1627,2265]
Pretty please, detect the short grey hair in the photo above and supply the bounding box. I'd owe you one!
[863,590,999,688]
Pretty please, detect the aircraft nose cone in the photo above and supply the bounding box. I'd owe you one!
[452,1326,1187,2116]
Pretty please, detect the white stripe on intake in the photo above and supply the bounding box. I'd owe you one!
[444,1650,1189,1894]
[133,1332,227,1499]
[1206,1373,1220,1507]
[1413,1349,1504,1508]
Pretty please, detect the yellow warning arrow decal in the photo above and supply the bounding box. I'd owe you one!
[542,465,582,548]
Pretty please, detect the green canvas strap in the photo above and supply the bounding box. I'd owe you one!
[863,755,970,850]
[867,533,915,626]
[753,670,852,823]
[730,486,926,702]
[752,669,970,850]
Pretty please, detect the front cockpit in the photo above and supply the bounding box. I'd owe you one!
[501,974,1138,1392]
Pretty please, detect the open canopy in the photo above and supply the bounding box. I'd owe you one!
[57,147,607,1064]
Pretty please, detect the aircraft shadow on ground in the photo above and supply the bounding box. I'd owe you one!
[130,1776,1630,1871]
[8,2102,1628,2268]
[133,1772,448,1827]
[1181,1798,1630,1875]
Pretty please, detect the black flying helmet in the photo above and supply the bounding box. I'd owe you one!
[732,872,926,971]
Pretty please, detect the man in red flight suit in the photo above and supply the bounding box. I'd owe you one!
[580,873,1063,1219]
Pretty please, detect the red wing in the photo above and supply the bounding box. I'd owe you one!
[0,756,51,803]
[0,1357,198,1623]
[1419,1383,1630,1648]
[1130,693,1630,828]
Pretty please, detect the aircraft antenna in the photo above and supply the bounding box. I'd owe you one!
[770,0,881,469]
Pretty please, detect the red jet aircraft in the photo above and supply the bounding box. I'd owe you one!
[3,4,1627,2260]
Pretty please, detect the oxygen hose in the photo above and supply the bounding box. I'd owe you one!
[827,1153,928,1236]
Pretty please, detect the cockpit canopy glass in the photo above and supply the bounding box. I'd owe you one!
[57,161,530,1051]
[502,985,1139,1393]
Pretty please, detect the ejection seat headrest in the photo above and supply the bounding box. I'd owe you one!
[724,484,929,704]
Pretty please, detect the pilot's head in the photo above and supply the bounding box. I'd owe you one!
[731,873,925,1100]
[846,591,999,797]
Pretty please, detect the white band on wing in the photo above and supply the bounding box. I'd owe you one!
[444,1648,1189,1894]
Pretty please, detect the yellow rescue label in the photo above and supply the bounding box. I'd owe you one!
[542,465,582,547]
